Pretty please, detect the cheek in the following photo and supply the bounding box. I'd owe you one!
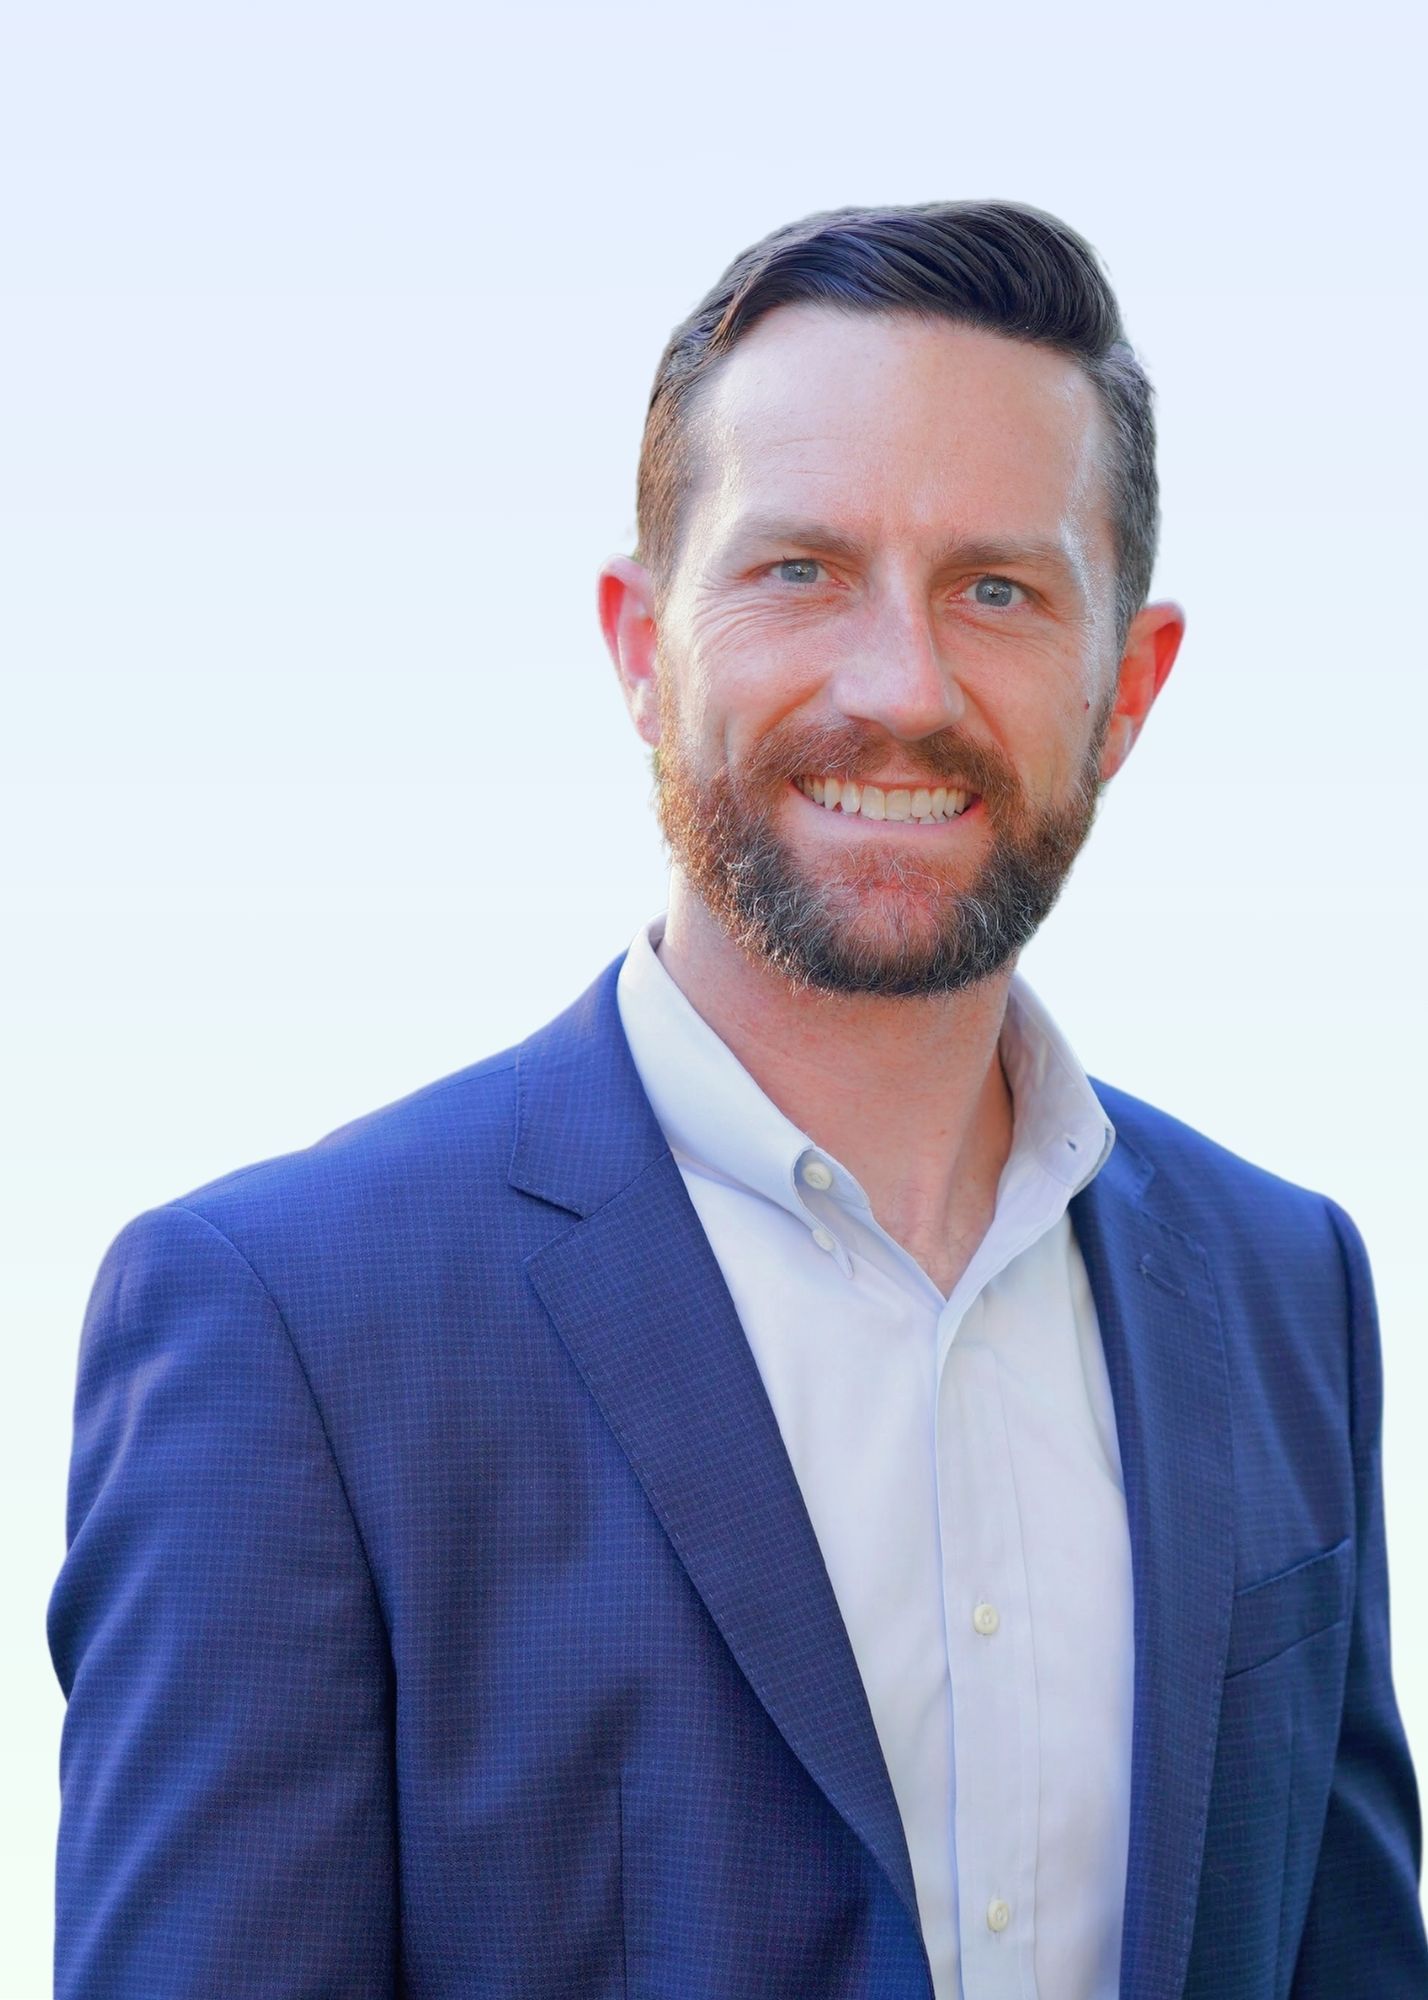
[1045,702,1104,784]
[677,622,828,751]
[984,679,1100,802]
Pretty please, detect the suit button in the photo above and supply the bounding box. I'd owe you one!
[987,1898,1011,1933]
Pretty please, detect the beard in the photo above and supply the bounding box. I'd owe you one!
[654,690,1114,999]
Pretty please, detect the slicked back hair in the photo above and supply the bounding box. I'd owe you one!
[634,200,1159,653]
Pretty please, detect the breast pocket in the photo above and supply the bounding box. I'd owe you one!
[1224,1537,1353,1680]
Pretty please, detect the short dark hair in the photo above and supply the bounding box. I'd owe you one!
[634,199,1158,650]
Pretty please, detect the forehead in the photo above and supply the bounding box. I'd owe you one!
[683,304,1112,557]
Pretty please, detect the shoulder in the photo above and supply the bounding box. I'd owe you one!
[93,956,635,1342]
[172,1043,524,1248]
[94,1020,561,1336]
[1090,1077,1350,1273]
[80,1047,535,1341]
[1087,1085,1375,1469]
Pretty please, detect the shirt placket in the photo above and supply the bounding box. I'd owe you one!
[937,1296,1040,1998]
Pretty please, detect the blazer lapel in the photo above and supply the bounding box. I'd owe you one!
[1072,1141,1235,2000]
[512,961,924,1944]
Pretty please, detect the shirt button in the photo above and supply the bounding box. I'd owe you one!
[972,1601,1000,1636]
[811,1226,837,1253]
[987,1898,1011,1933]
[800,1158,834,1190]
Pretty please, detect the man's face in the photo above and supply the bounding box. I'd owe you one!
[627,306,1144,996]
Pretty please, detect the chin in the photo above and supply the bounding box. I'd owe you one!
[798,878,961,964]
[814,852,965,922]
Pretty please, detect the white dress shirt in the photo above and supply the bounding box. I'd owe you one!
[616,916,1134,2000]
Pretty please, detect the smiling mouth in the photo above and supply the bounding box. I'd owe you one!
[792,775,977,824]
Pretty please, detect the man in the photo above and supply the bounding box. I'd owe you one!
[49,201,1426,1998]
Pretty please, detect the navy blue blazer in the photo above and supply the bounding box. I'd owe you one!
[49,956,1427,1998]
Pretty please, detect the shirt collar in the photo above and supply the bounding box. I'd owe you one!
[998,975,1116,1197]
[616,915,818,1228]
[615,913,1114,1246]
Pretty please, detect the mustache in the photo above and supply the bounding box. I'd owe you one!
[738,718,1020,809]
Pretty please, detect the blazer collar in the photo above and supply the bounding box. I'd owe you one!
[1073,1133,1235,2000]
[513,954,929,1963]
[509,954,665,1217]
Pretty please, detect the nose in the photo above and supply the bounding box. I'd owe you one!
[826,586,966,741]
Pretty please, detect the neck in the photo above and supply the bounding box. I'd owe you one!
[657,872,1017,1295]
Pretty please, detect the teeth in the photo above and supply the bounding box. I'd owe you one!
[795,776,971,822]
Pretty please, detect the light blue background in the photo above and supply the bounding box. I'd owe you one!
[4,3,1424,1990]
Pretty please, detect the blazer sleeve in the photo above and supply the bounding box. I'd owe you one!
[1289,1199,1428,1993]
[47,1202,398,1999]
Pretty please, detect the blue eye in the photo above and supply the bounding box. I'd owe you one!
[970,576,1022,609]
[774,559,823,585]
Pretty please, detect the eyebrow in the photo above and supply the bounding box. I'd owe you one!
[725,515,1083,588]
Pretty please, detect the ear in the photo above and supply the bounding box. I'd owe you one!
[597,556,662,748]
[1098,600,1186,783]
